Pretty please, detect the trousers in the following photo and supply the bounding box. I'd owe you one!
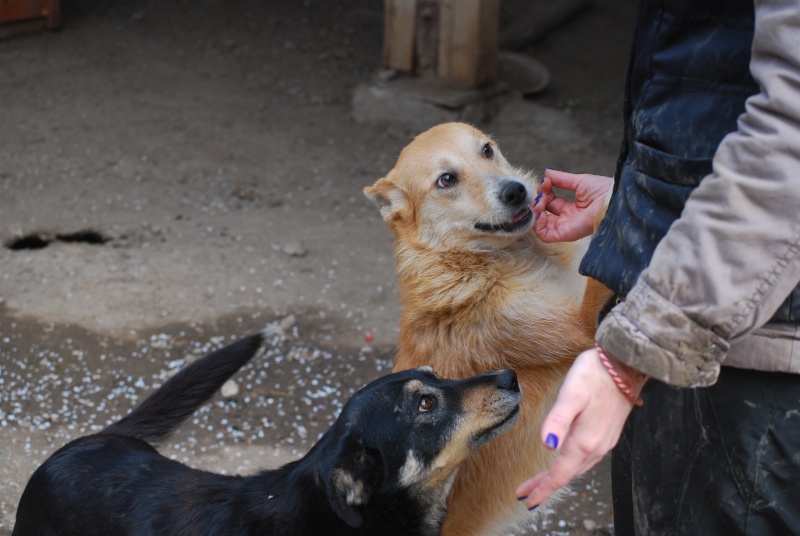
[612,366,800,535]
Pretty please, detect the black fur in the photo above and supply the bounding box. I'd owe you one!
[13,333,520,536]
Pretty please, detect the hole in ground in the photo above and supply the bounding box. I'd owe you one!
[56,231,109,245]
[5,230,110,251]
[6,234,50,250]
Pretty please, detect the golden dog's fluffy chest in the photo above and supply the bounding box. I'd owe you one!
[394,235,590,375]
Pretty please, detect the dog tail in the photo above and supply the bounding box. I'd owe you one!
[103,331,266,443]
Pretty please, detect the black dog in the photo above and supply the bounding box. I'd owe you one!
[13,331,521,536]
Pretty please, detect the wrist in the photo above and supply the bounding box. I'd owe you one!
[595,343,647,406]
[608,353,648,388]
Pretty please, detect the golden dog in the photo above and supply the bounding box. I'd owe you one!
[365,123,608,535]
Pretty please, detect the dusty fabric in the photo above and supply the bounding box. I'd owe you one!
[612,367,800,535]
[586,0,800,386]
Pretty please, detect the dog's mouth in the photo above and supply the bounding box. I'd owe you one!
[474,207,533,234]
[471,405,520,449]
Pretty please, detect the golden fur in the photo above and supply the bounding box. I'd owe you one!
[365,123,610,535]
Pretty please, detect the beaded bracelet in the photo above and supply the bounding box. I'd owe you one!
[595,343,644,407]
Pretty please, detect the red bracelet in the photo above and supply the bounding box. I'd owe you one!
[595,343,644,407]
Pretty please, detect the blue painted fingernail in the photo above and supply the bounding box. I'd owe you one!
[534,193,543,206]
[528,504,539,511]
[517,495,528,501]
[545,433,559,450]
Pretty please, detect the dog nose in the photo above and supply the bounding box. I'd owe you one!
[495,370,520,392]
[499,181,528,206]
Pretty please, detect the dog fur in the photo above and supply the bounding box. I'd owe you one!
[365,122,609,535]
[13,331,522,536]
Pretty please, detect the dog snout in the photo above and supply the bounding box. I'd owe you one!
[494,369,519,392]
[499,180,528,207]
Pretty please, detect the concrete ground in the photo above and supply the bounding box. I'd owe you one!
[0,0,635,533]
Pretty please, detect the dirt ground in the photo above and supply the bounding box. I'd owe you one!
[0,0,636,534]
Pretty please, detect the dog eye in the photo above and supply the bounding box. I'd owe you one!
[436,173,458,189]
[482,143,494,159]
[418,396,435,412]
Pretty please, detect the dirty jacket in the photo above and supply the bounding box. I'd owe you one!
[581,0,800,387]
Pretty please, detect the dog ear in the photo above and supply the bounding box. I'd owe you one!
[324,434,384,528]
[363,177,409,222]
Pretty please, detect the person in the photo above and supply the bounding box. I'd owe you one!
[515,0,800,534]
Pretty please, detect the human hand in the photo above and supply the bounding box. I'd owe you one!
[515,347,647,510]
[533,169,613,243]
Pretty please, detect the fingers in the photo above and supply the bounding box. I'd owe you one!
[533,206,590,243]
[543,168,587,192]
[535,176,574,217]
[515,473,546,504]
[533,177,555,212]
[537,195,569,217]
[533,211,563,243]
[519,446,604,511]
[545,169,613,194]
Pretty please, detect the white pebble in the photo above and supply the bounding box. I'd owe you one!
[221,380,239,398]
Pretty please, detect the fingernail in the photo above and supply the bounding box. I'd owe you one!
[528,504,539,511]
[545,433,559,450]
[534,193,543,206]
[517,495,528,501]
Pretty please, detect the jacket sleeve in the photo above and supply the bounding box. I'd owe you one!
[596,0,800,387]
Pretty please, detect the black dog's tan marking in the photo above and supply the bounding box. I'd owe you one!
[12,332,520,536]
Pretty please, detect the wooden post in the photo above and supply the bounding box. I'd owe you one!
[383,0,499,89]
[438,0,498,87]
[383,0,417,73]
